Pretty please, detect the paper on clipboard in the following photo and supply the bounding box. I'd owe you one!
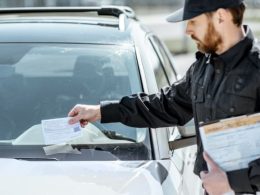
[199,113,260,172]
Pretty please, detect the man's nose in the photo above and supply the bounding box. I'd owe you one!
[185,25,192,36]
[185,21,194,36]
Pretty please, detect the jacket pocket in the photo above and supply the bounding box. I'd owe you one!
[215,74,256,117]
[192,78,205,103]
[194,86,204,103]
[216,92,256,117]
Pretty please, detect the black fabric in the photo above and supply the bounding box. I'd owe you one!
[100,26,260,193]
[249,159,260,191]
[227,169,255,193]
[167,0,244,22]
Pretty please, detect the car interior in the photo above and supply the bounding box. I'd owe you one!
[0,49,134,141]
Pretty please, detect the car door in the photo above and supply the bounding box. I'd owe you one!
[147,35,203,195]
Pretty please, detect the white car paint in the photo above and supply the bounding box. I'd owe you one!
[0,159,183,195]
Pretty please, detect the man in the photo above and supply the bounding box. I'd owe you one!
[68,0,260,194]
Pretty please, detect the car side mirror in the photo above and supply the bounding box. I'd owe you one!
[168,119,196,150]
[178,119,196,137]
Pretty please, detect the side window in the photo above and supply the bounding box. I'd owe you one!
[145,37,169,89]
[149,36,177,84]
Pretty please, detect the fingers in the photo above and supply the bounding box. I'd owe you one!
[80,120,88,128]
[68,105,83,125]
[68,105,79,117]
[68,104,99,125]
[69,114,82,125]
[69,113,89,127]
[203,151,218,171]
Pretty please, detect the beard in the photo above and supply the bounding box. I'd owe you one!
[191,20,223,54]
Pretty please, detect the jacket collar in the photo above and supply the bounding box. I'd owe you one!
[218,25,254,72]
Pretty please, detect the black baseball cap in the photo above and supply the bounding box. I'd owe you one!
[167,0,244,23]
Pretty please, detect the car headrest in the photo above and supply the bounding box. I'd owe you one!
[73,55,110,78]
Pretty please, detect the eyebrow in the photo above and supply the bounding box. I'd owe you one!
[189,20,195,24]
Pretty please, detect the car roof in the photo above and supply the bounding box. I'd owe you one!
[0,6,142,45]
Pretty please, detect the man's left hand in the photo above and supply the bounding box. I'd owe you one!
[200,152,234,195]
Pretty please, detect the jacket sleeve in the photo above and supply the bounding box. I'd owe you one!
[100,66,194,128]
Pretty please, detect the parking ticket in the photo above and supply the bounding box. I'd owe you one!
[41,117,82,145]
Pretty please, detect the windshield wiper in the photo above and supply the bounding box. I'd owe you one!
[15,157,58,161]
[102,130,136,142]
[90,122,136,143]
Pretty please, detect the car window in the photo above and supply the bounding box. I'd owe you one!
[0,43,150,152]
[149,35,177,84]
[145,38,169,89]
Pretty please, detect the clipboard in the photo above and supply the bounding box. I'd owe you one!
[199,113,260,172]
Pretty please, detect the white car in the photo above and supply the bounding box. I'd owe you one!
[0,6,202,195]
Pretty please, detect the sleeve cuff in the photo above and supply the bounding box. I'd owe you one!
[100,100,121,123]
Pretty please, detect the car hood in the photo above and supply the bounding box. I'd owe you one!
[0,158,173,195]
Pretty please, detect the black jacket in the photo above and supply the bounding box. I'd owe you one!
[100,26,260,193]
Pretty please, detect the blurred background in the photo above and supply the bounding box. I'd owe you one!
[1,0,259,74]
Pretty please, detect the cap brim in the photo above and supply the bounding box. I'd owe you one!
[166,8,202,23]
[166,8,184,23]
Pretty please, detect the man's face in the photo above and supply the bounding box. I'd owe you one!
[186,13,223,53]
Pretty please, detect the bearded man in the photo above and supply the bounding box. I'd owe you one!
[68,0,260,194]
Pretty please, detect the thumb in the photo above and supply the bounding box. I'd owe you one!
[200,170,208,179]
[203,151,218,171]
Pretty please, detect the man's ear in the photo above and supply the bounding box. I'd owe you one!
[215,8,229,24]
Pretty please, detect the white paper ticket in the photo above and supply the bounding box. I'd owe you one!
[41,117,82,145]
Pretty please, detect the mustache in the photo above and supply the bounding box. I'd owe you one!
[191,35,200,42]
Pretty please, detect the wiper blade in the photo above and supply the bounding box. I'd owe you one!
[15,157,58,161]
[90,122,136,143]
[102,130,136,142]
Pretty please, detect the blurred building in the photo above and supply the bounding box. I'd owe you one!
[0,0,259,8]
[0,0,177,7]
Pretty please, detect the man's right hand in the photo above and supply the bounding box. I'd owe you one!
[68,104,101,127]
[200,152,234,195]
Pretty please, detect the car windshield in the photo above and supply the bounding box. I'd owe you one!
[0,43,152,160]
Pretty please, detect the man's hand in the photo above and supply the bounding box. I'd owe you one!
[200,152,234,195]
[68,104,101,127]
